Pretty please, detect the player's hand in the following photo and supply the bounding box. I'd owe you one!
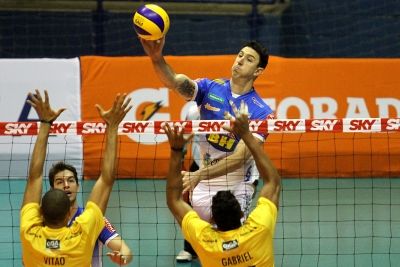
[27,89,66,123]
[182,170,201,194]
[140,35,165,59]
[222,100,251,138]
[163,123,194,152]
[106,251,131,266]
[96,93,132,128]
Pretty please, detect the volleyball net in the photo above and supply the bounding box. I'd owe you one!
[1,119,400,266]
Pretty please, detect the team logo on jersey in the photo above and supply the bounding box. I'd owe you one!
[206,133,238,152]
[140,101,163,120]
[204,103,220,112]
[207,93,224,103]
[46,239,60,249]
[222,239,238,251]
[252,97,264,108]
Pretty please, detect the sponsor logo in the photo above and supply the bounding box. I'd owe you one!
[272,120,303,132]
[222,239,238,251]
[208,93,224,103]
[382,118,400,131]
[252,97,264,108]
[46,239,60,250]
[1,122,37,135]
[306,119,342,132]
[207,133,237,152]
[77,122,107,134]
[104,217,117,233]
[204,103,220,111]
[141,101,163,121]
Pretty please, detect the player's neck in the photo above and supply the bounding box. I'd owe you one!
[69,199,79,220]
[230,78,254,95]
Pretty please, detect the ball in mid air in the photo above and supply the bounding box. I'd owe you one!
[133,4,170,41]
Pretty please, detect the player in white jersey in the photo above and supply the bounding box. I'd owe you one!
[140,38,274,262]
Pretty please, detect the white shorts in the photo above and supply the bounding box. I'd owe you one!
[190,182,254,223]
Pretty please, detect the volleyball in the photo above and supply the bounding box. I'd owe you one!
[133,4,170,41]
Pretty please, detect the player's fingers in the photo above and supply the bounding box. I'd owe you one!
[231,103,238,115]
[224,111,236,121]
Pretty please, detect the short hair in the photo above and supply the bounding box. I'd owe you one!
[49,161,79,188]
[243,40,269,69]
[211,191,242,231]
[41,189,70,225]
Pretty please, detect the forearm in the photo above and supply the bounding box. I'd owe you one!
[29,123,51,176]
[22,123,51,206]
[101,125,118,185]
[151,57,193,101]
[166,150,184,205]
[166,149,192,225]
[151,56,178,89]
[197,140,253,181]
[241,132,279,185]
[197,154,247,181]
[119,242,133,264]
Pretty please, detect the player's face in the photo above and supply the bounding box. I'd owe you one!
[52,170,80,205]
[231,47,262,79]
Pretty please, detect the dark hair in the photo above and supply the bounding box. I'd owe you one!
[211,191,242,231]
[41,189,70,225]
[244,40,269,69]
[49,161,79,188]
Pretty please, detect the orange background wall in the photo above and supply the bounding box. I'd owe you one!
[80,56,400,179]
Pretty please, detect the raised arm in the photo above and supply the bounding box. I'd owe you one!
[222,101,281,208]
[22,90,66,208]
[140,36,195,101]
[164,123,194,226]
[88,94,132,214]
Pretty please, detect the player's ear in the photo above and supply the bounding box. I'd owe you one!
[254,67,264,77]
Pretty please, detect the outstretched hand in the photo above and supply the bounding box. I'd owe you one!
[140,36,166,59]
[95,94,132,127]
[163,123,194,152]
[27,89,66,123]
[222,100,251,138]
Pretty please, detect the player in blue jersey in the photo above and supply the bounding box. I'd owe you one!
[141,38,274,262]
[48,162,133,267]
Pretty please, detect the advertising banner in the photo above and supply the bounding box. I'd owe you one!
[0,58,82,180]
[80,56,400,178]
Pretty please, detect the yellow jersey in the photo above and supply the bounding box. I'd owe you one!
[182,197,277,267]
[20,201,104,267]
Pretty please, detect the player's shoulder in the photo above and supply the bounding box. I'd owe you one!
[194,77,229,85]
[247,97,274,118]
[212,78,229,85]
